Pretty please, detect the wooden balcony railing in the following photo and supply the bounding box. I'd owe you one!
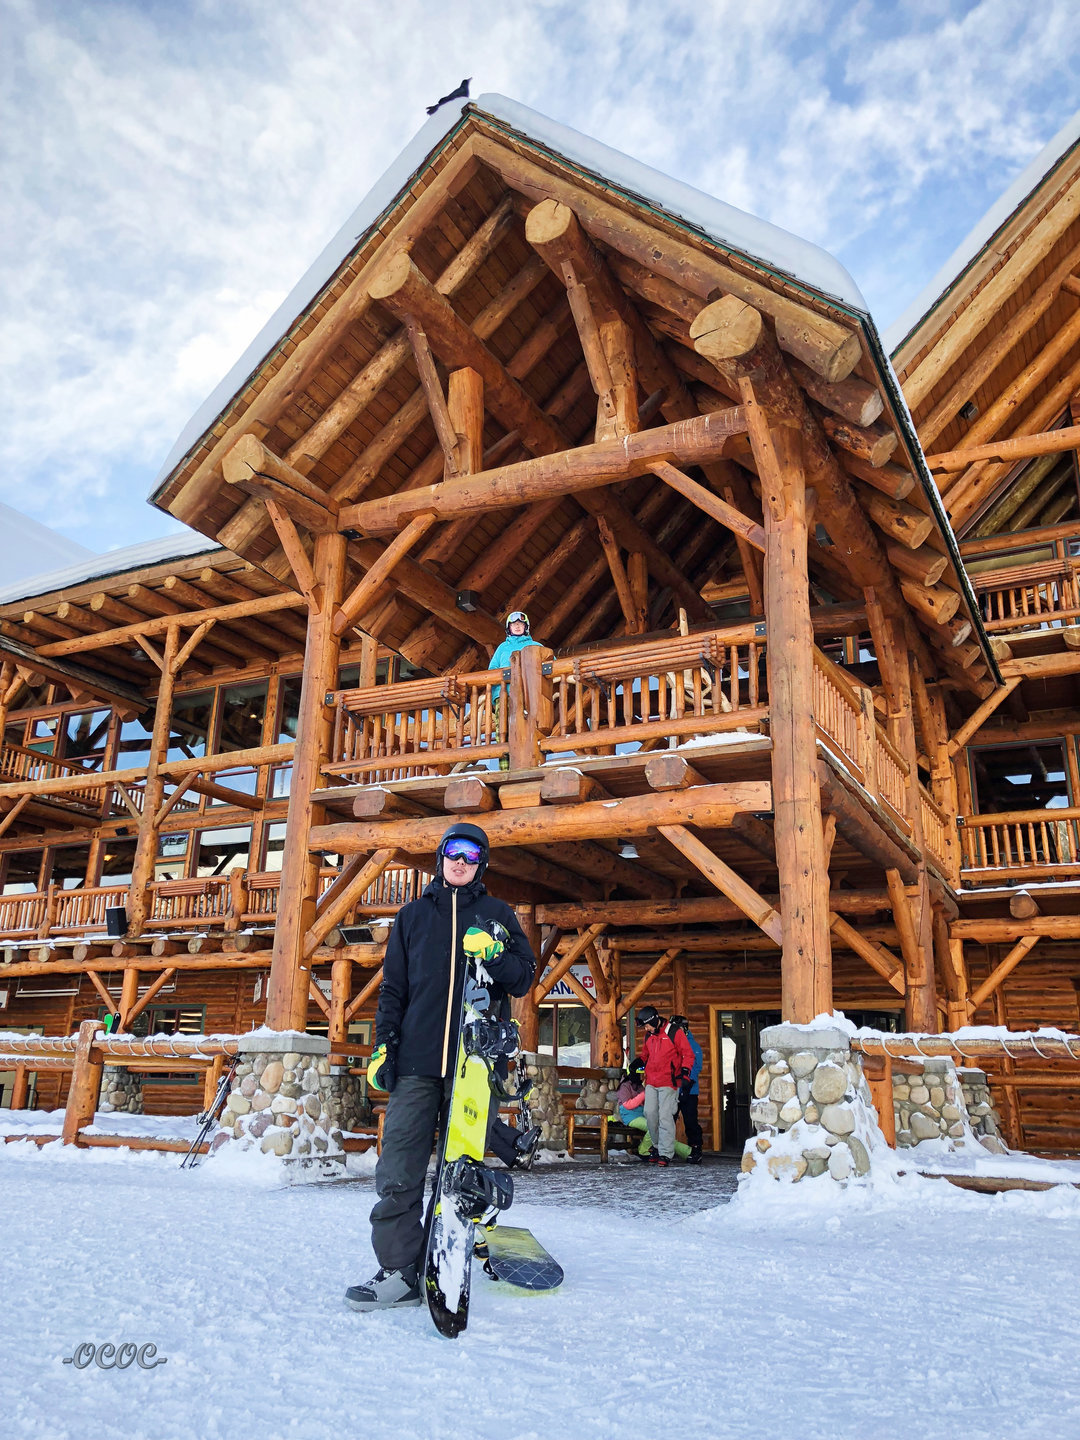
[959,807,1080,879]
[811,649,913,836]
[918,786,952,876]
[324,627,769,783]
[324,670,508,781]
[545,630,766,756]
[0,862,434,941]
[971,556,1080,633]
[0,743,107,812]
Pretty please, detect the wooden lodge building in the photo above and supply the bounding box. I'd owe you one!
[2,96,1079,1157]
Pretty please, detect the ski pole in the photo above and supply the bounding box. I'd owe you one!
[180,1055,240,1169]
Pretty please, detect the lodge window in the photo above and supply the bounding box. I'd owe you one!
[1,851,45,895]
[26,717,58,755]
[156,832,189,882]
[117,711,154,770]
[49,844,93,890]
[970,741,1071,814]
[263,821,287,871]
[538,1001,592,1069]
[195,826,251,877]
[168,690,213,763]
[98,839,137,887]
[61,709,112,769]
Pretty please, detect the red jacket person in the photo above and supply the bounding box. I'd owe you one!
[637,1006,695,1166]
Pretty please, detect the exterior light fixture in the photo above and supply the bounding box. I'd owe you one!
[958,401,979,421]
[618,840,639,859]
[456,590,479,613]
[339,924,374,945]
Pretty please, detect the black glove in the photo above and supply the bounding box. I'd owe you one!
[678,1069,692,1096]
[368,1031,399,1094]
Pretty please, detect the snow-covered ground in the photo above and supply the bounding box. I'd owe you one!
[1,1143,1079,1440]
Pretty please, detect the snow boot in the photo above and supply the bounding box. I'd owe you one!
[657,1156,670,1168]
[647,1148,659,1165]
[344,1265,421,1311]
[687,1146,703,1164]
[514,1125,542,1170]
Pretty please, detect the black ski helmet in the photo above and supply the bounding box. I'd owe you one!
[505,610,530,635]
[670,1014,688,1031]
[435,820,490,882]
[637,1005,661,1027]
[629,1057,645,1078]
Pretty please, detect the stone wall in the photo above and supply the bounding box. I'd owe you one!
[741,1023,889,1183]
[571,1067,621,1116]
[892,1058,1003,1152]
[325,1064,370,1136]
[213,1034,344,1162]
[959,1069,1005,1152]
[98,1065,142,1116]
[521,1052,566,1150]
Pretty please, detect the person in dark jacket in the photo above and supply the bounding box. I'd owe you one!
[670,1014,704,1163]
[345,821,535,1312]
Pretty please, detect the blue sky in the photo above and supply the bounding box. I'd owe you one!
[3,0,1079,556]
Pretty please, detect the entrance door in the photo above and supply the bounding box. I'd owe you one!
[710,1009,781,1153]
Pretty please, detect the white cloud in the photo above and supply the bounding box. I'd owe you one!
[2,0,1077,551]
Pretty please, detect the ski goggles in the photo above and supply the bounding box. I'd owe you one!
[443,838,483,864]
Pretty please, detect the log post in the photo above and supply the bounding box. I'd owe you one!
[119,967,139,1030]
[10,1064,29,1110]
[672,954,690,1017]
[62,1018,104,1144]
[126,624,180,936]
[585,938,622,1067]
[515,910,550,1059]
[512,905,542,1053]
[225,866,248,933]
[508,644,551,771]
[267,531,348,1031]
[329,957,353,1048]
[743,384,833,1021]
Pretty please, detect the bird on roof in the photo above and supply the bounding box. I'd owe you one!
[426,78,470,115]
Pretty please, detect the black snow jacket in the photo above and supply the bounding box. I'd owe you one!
[375,876,535,1078]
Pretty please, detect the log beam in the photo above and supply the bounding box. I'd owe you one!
[311,782,772,854]
[657,823,783,944]
[337,406,746,535]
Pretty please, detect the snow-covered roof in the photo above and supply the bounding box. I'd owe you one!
[0,529,221,608]
[0,500,95,589]
[885,107,1080,354]
[152,93,868,496]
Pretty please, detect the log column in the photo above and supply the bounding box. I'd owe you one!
[126,624,180,936]
[512,905,542,1053]
[746,390,833,1021]
[267,532,348,1031]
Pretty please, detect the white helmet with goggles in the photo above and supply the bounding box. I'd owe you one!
[505,611,530,635]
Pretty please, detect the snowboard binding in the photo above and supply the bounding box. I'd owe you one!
[442,1154,514,1225]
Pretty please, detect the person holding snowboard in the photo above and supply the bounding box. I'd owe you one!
[671,1014,704,1163]
[345,822,536,1312]
[637,1005,695,1168]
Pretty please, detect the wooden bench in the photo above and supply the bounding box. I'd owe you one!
[566,1107,640,1162]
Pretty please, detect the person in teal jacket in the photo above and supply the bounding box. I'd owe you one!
[490,610,541,672]
[489,612,541,769]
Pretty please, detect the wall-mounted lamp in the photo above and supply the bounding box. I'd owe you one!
[456,590,479,613]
